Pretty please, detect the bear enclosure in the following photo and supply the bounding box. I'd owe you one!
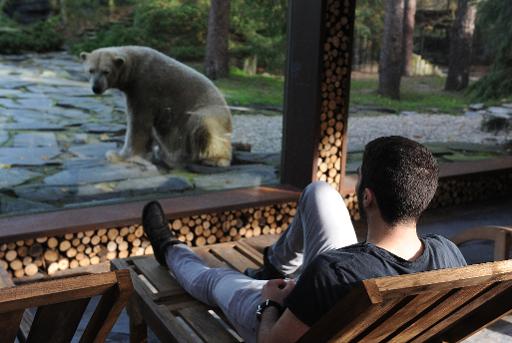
[0,0,511,279]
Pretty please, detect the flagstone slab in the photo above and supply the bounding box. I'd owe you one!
[52,108,89,119]
[0,98,19,108]
[62,158,109,169]
[69,142,118,159]
[469,103,485,111]
[0,168,41,188]
[445,142,504,153]
[488,107,512,116]
[2,122,65,131]
[81,123,125,134]
[1,80,32,89]
[193,164,277,191]
[55,97,113,113]
[15,174,191,203]
[15,184,75,202]
[13,132,58,148]
[0,147,61,166]
[27,85,89,97]
[15,96,54,110]
[0,89,21,97]
[115,175,192,193]
[0,195,55,215]
[44,163,161,186]
[0,132,8,146]
[8,109,62,124]
[233,151,281,167]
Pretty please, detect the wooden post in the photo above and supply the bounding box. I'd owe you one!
[281,0,356,193]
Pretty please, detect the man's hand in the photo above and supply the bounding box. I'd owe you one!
[258,279,309,343]
[261,279,296,305]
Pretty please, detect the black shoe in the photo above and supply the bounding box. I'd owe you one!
[142,201,182,267]
[244,247,285,280]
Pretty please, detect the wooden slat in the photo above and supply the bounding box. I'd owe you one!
[177,305,238,343]
[193,248,229,269]
[209,245,259,272]
[0,310,24,343]
[79,270,133,343]
[370,260,512,302]
[411,281,512,343]
[388,283,489,343]
[234,241,265,266]
[0,272,118,313]
[299,285,401,342]
[241,235,279,254]
[440,283,512,342]
[359,291,447,342]
[26,298,90,343]
[132,257,184,297]
[333,298,404,342]
[126,296,148,343]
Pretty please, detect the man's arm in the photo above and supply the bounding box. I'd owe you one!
[257,279,310,343]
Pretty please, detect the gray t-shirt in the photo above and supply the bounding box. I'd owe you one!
[284,234,467,326]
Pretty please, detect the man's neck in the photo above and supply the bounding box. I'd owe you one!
[366,218,424,261]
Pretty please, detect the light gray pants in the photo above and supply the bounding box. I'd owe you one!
[165,181,357,342]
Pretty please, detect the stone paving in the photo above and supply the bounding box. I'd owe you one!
[0,52,279,217]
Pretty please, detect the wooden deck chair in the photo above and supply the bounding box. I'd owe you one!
[300,259,512,342]
[114,234,512,343]
[0,268,133,343]
[451,225,512,261]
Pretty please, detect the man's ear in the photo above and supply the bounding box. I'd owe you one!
[80,52,89,62]
[362,188,374,208]
[114,56,126,68]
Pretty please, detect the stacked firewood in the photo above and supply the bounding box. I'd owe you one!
[0,202,296,278]
[344,193,360,221]
[430,173,512,209]
[0,227,151,279]
[341,171,512,220]
[316,0,354,190]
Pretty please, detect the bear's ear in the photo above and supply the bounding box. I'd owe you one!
[80,52,89,62]
[114,56,126,68]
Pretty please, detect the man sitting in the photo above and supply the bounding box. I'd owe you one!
[142,136,467,343]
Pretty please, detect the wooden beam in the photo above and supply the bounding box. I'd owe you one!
[0,185,300,244]
[281,0,325,189]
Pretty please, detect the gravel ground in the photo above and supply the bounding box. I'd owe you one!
[232,113,511,153]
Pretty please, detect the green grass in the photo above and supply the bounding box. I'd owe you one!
[214,68,284,108]
[349,76,470,114]
[197,68,502,115]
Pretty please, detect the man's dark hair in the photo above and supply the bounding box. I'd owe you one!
[359,136,439,225]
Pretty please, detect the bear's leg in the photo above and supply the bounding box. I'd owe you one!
[107,105,153,163]
[187,113,232,167]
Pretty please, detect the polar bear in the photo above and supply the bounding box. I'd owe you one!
[80,46,232,167]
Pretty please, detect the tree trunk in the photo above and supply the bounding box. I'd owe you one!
[445,0,476,91]
[378,0,405,100]
[59,0,67,24]
[402,0,416,76]
[205,0,230,80]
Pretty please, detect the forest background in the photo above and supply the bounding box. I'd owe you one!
[0,0,510,110]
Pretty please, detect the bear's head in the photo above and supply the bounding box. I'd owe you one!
[80,49,126,95]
